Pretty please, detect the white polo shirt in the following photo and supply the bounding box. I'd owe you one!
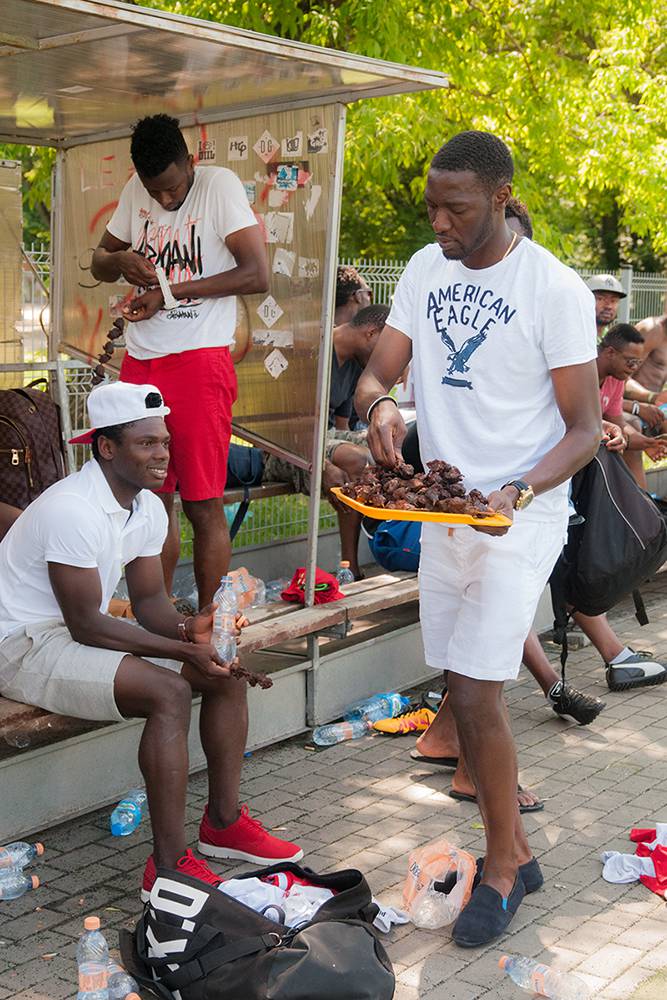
[0,460,168,641]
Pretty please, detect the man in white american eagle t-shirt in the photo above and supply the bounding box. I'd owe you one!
[356,131,601,947]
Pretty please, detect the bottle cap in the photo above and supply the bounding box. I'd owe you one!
[340,560,350,567]
[498,955,509,969]
[30,875,39,889]
[84,915,101,930]
[34,842,44,856]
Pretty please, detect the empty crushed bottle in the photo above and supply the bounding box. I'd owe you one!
[336,561,355,586]
[0,841,44,871]
[0,872,39,900]
[110,789,147,837]
[499,955,590,999]
[213,575,238,662]
[312,718,371,746]
[344,692,411,723]
[77,915,109,1000]
[107,959,140,1000]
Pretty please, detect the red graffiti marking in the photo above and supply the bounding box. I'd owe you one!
[89,201,119,234]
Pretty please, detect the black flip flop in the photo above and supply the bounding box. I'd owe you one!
[447,785,544,814]
[409,750,459,768]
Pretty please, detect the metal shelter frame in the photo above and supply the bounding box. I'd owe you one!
[0,0,446,605]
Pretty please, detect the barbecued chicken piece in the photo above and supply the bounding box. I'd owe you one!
[394,462,414,478]
[468,488,489,507]
[447,482,466,497]
[436,496,469,513]
[367,494,386,507]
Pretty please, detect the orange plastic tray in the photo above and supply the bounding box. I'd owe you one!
[330,487,512,528]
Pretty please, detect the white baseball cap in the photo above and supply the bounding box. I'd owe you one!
[69,382,170,444]
[584,273,626,298]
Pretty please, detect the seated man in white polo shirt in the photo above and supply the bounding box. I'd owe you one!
[0,382,302,898]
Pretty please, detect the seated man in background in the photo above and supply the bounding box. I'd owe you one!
[623,313,667,484]
[597,323,667,489]
[0,382,303,900]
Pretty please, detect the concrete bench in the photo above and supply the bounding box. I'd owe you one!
[0,569,425,840]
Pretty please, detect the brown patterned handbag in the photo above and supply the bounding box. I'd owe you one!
[0,379,66,509]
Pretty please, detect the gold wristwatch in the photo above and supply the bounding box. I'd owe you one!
[502,479,534,511]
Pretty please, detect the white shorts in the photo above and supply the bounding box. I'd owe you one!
[419,517,567,682]
[0,619,182,722]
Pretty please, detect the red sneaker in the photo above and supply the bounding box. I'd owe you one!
[141,848,223,902]
[198,804,304,865]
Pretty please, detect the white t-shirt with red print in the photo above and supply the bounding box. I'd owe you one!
[108,166,257,359]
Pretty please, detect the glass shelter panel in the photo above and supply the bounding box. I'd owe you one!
[60,106,337,465]
[0,159,23,387]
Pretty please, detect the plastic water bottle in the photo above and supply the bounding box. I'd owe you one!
[213,575,238,662]
[0,841,44,871]
[336,561,355,586]
[107,960,140,1000]
[499,956,590,999]
[344,692,411,723]
[0,871,39,900]
[110,789,147,837]
[312,718,371,746]
[77,916,109,1000]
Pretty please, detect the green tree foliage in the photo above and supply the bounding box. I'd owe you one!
[5,0,667,268]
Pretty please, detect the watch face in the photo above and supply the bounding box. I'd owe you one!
[516,487,534,510]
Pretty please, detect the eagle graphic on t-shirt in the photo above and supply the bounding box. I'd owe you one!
[440,327,488,390]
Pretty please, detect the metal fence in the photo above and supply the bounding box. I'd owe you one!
[342,258,667,325]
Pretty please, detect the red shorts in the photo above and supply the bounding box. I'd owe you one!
[120,347,237,501]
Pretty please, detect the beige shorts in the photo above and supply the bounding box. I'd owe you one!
[0,619,182,723]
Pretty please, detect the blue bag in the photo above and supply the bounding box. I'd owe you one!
[368,519,421,572]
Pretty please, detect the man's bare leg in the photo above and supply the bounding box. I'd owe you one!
[114,655,192,868]
[182,497,231,608]
[521,630,560,695]
[623,449,648,490]
[414,693,541,809]
[159,494,181,597]
[181,663,249,829]
[573,611,624,662]
[337,509,364,579]
[447,673,531,896]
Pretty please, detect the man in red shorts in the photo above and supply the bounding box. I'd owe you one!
[92,113,269,608]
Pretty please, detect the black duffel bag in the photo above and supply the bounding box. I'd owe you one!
[120,863,395,1000]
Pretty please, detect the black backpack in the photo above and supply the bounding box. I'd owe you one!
[550,445,667,673]
[120,863,395,1000]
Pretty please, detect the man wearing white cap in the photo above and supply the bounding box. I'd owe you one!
[0,382,303,896]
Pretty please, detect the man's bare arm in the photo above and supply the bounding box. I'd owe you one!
[121,225,270,322]
[48,562,230,679]
[354,325,413,467]
[91,230,157,286]
[172,225,269,300]
[513,361,601,497]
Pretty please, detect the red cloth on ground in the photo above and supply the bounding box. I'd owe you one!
[630,827,667,897]
[281,567,343,605]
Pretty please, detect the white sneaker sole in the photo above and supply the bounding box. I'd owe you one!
[197,841,304,865]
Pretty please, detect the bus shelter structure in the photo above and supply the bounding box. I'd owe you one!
[0,0,446,606]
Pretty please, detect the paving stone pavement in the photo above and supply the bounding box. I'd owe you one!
[1,581,666,999]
